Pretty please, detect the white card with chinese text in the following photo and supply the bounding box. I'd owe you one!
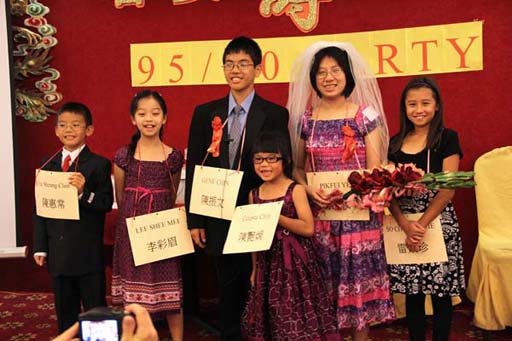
[223,201,284,254]
[34,169,79,220]
[126,207,194,266]
[383,213,447,264]
[307,170,369,221]
[190,165,243,220]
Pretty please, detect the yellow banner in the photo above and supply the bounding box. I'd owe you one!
[130,21,482,87]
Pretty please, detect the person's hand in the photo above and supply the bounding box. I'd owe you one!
[190,228,206,248]
[34,255,46,266]
[305,185,330,208]
[405,235,422,252]
[51,322,79,341]
[401,220,425,241]
[122,304,158,341]
[69,172,86,195]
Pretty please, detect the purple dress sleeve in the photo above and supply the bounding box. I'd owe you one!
[113,146,130,171]
[167,148,184,174]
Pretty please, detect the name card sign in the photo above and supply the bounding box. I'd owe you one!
[307,170,369,221]
[189,165,243,220]
[383,213,447,265]
[126,207,194,266]
[223,201,284,254]
[34,169,79,220]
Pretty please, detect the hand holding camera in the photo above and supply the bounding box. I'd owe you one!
[121,304,159,341]
[51,304,158,341]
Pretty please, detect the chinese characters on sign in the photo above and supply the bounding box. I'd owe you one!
[223,201,284,254]
[35,170,79,220]
[40,198,66,209]
[190,166,243,220]
[147,237,178,252]
[259,0,332,33]
[383,213,447,264]
[126,207,194,266]
[201,195,224,208]
[238,231,265,243]
[115,0,329,33]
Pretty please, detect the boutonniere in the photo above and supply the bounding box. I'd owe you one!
[207,115,224,157]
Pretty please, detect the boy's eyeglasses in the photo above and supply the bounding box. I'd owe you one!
[222,61,254,71]
[253,156,283,164]
[316,67,344,79]
[56,122,86,130]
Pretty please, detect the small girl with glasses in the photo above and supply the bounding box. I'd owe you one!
[241,130,338,340]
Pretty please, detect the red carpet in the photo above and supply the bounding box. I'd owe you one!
[0,291,511,340]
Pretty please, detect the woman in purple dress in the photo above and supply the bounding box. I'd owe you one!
[112,90,184,340]
[288,42,395,340]
[241,131,338,340]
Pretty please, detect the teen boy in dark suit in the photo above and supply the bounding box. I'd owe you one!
[33,102,113,333]
[185,36,290,340]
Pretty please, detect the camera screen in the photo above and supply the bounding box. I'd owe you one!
[80,319,119,341]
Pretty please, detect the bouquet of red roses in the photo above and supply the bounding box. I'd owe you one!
[344,164,475,213]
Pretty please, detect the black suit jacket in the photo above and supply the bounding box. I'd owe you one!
[33,146,114,276]
[185,93,289,255]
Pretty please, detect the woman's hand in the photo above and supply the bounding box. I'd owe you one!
[305,185,331,207]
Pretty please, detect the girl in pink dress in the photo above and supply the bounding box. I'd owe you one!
[288,42,395,340]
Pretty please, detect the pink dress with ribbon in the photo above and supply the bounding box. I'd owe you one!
[111,145,184,316]
[301,106,395,330]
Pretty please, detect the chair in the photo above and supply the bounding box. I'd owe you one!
[467,146,512,330]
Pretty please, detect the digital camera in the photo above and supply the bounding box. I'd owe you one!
[79,306,133,341]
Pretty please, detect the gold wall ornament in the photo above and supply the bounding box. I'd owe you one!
[11,0,62,122]
[114,0,221,8]
[114,0,145,9]
[259,0,332,33]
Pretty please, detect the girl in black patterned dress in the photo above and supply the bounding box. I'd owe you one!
[387,77,465,341]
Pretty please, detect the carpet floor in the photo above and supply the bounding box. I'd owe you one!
[0,291,511,340]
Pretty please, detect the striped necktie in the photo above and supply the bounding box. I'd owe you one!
[229,105,242,168]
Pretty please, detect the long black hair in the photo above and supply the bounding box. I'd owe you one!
[128,90,168,156]
[389,77,444,154]
[251,130,293,179]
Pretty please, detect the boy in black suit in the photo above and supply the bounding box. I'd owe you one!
[33,102,113,333]
[185,36,290,340]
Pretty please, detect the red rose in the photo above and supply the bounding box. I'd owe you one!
[365,168,393,189]
[348,171,372,194]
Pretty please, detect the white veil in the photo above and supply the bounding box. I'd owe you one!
[287,41,389,167]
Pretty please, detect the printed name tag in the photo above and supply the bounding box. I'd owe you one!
[223,201,284,254]
[307,170,369,221]
[126,207,194,266]
[383,213,447,265]
[34,169,79,220]
[190,165,243,220]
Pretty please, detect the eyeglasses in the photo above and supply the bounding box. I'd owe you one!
[56,122,86,130]
[222,61,254,71]
[253,156,283,164]
[316,67,344,79]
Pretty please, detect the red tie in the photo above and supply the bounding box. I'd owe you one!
[62,155,71,172]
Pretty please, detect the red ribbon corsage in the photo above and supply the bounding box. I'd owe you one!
[207,116,223,157]
[341,124,356,162]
